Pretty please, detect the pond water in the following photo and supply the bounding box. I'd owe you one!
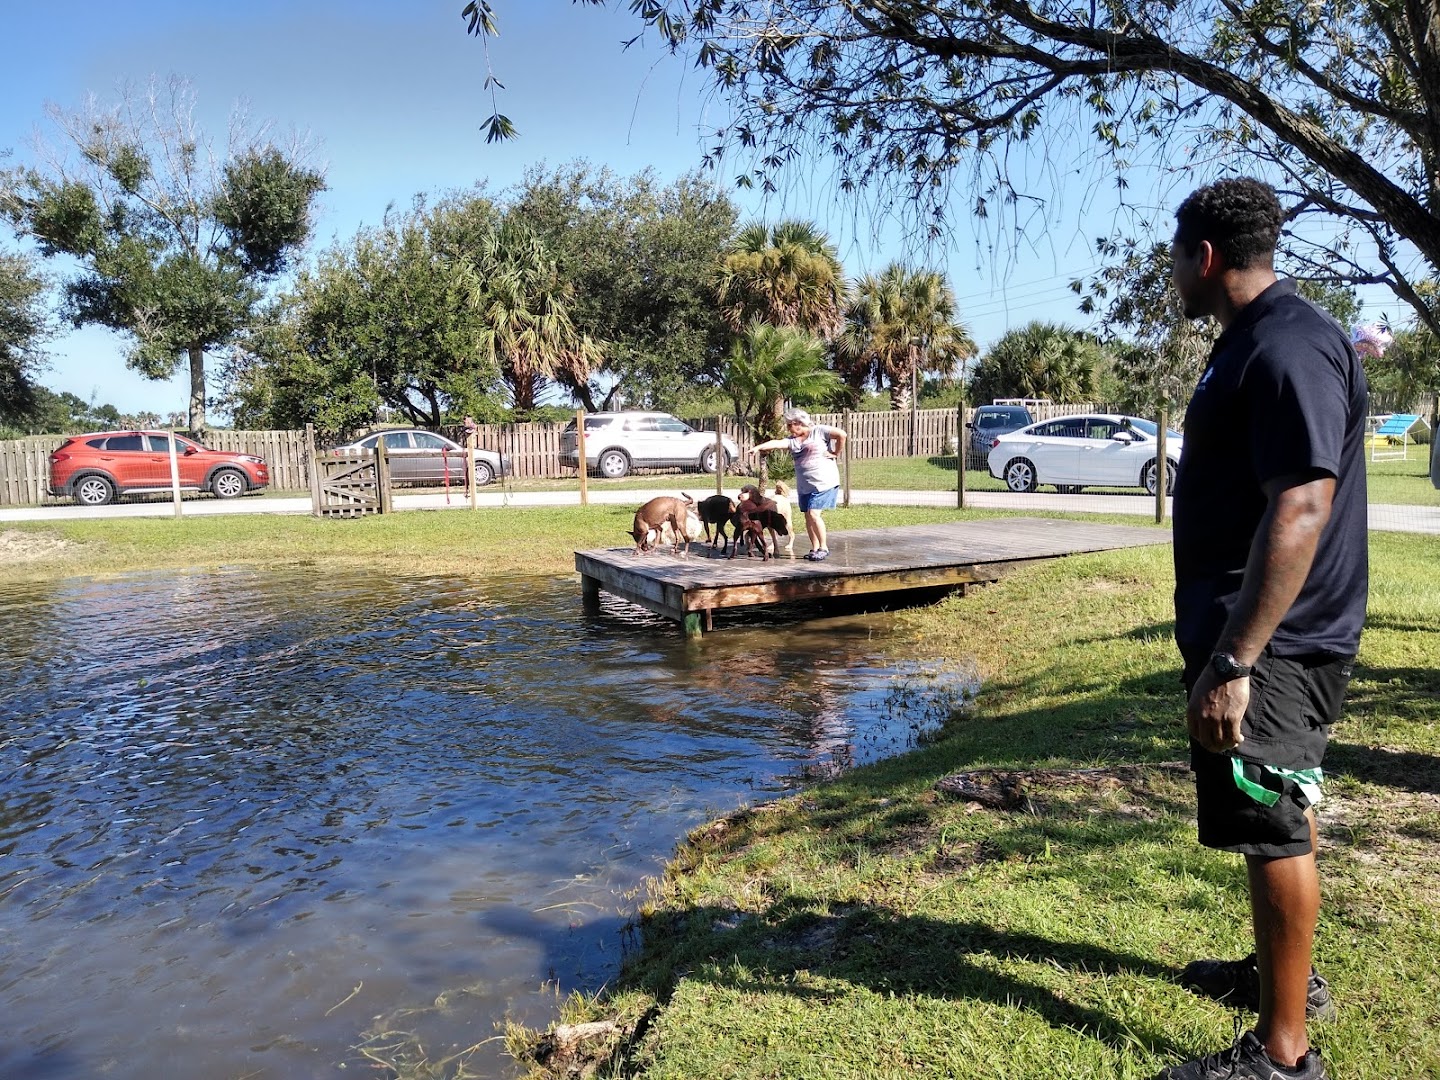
[0,569,972,1079]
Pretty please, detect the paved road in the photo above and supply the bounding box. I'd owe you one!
[2,487,1436,533]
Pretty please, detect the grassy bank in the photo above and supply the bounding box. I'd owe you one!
[508,532,1439,1080]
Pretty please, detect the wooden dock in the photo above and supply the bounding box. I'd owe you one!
[575,517,1167,636]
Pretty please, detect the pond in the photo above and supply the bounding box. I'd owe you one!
[0,569,973,1079]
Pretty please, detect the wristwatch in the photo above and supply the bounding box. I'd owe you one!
[1210,651,1253,680]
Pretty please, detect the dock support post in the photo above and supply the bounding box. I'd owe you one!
[581,575,601,614]
[683,611,703,639]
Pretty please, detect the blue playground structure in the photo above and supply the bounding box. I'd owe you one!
[1370,414,1428,461]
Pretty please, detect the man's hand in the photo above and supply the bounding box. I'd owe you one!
[1187,665,1249,753]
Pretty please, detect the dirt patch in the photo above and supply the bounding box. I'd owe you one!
[0,528,78,564]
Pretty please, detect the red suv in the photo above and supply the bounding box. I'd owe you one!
[48,431,270,506]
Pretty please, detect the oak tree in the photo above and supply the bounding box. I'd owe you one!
[1,78,324,431]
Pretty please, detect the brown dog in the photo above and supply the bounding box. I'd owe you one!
[690,493,738,553]
[730,485,790,560]
[629,494,697,556]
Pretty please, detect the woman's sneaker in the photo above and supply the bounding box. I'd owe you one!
[1180,953,1336,1020]
[1153,1030,1326,1079]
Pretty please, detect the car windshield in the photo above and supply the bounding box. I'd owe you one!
[1127,418,1184,441]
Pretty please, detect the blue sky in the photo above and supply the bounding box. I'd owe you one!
[2,1,1404,417]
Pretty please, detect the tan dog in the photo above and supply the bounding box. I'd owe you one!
[629,494,697,556]
[768,481,795,556]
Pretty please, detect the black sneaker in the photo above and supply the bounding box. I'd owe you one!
[1181,953,1336,1021]
[1153,1030,1327,1079]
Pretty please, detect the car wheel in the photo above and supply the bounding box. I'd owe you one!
[210,468,247,499]
[1003,458,1038,493]
[474,460,494,486]
[1142,459,1176,496]
[597,449,631,479]
[699,447,726,474]
[74,475,116,506]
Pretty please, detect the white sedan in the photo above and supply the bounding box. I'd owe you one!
[987,414,1183,495]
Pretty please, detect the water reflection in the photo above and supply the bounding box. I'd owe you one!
[0,569,972,1079]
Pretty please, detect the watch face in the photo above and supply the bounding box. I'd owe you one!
[1212,652,1248,678]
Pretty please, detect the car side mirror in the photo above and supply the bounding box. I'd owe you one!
[184,446,199,455]
[1111,431,1134,443]
[965,422,974,430]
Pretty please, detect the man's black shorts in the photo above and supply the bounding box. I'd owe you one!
[1182,648,1354,858]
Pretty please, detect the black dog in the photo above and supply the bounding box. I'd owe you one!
[689,493,738,554]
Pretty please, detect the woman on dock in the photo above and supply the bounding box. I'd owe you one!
[751,408,847,561]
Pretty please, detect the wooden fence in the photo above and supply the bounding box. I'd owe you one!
[0,437,65,506]
[0,408,1109,506]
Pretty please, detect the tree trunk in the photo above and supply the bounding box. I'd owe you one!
[187,346,207,434]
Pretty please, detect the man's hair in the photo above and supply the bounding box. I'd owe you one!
[1173,178,1283,269]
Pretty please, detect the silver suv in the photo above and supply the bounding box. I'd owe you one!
[966,403,1036,463]
[560,412,740,478]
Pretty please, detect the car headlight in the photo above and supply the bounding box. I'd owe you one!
[239,455,265,464]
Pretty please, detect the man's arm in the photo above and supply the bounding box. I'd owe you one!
[1187,471,1336,753]
[751,438,790,454]
[826,427,847,454]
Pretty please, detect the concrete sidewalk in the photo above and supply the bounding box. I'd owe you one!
[2,487,1435,533]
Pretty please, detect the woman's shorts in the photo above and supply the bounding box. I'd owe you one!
[1183,648,1354,858]
[798,486,839,512]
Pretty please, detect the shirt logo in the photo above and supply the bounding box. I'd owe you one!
[1196,366,1215,390]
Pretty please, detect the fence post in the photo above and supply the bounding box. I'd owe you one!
[842,410,852,508]
[576,409,588,506]
[715,419,724,494]
[956,403,966,510]
[168,428,183,518]
[306,423,322,516]
[376,441,392,514]
[466,422,478,510]
[1154,406,1169,524]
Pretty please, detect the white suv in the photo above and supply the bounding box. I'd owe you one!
[560,412,740,478]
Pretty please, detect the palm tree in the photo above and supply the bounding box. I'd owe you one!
[968,322,1106,406]
[837,263,975,451]
[722,322,844,482]
[715,220,847,339]
[472,218,603,415]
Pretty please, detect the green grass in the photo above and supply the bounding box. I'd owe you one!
[1364,452,1440,505]
[501,532,1440,1080]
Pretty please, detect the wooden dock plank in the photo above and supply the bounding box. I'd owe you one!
[575,517,1166,635]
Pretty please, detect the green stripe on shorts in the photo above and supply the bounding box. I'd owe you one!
[1230,757,1325,808]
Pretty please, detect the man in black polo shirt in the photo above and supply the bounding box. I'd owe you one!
[1156,178,1368,1080]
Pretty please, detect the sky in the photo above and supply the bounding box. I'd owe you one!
[1,0,1408,418]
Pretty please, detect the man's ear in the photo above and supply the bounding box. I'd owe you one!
[1197,239,1220,279]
